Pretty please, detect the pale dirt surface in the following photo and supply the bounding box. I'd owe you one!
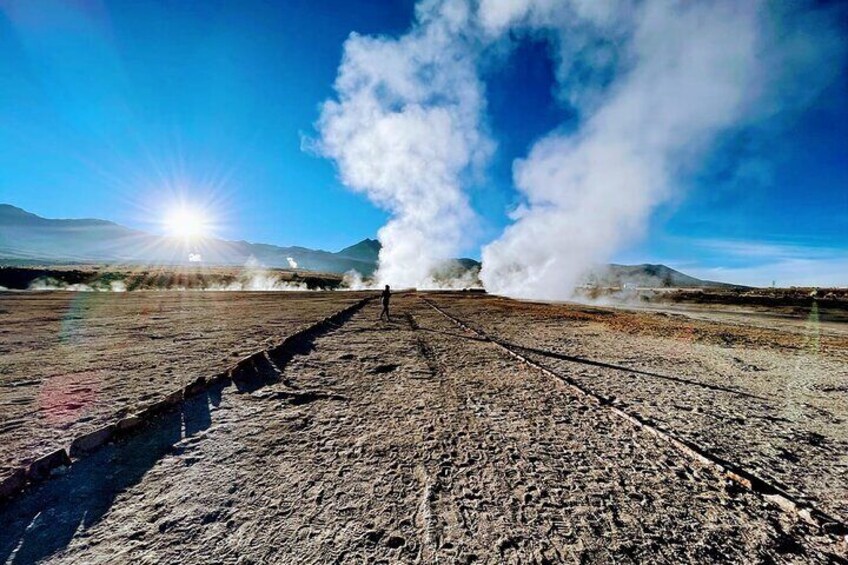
[426,293,848,524]
[616,301,848,339]
[0,291,368,478]
[0,295,845,563]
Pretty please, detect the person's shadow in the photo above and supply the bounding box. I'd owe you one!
[0,383,223,564]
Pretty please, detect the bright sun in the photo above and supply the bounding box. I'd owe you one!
[164,206,208,239]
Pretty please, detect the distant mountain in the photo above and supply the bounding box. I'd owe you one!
[588,263,736,289]
[0,204,150,263]
[0,204,377,274]
[337,238,381,262]
[335,238,483,274]
[0,204,117,227]
[0,205,732,287]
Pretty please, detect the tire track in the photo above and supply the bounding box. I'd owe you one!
[420,295,848,540]
[498,341,768,401]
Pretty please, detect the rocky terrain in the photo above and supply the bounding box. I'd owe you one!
[0,291,846,563]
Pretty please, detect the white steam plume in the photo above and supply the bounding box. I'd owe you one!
[317,0,491,288]
[318,0,842,298]
[341,269,375,291]
[482,1,766,298]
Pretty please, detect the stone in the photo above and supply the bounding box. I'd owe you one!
[184,376,207,397]
[117,415,144,434]
[164,389,184,405]
[208,371,229,385]
[0,468,26,500]
[69,424,116,458]
[27,449,71,482]
[140,399,171,418]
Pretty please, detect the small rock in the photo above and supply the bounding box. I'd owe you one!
[27,449,71,482]
[0,468,26,500]
[69,424,116,458]
[164,390,183,405]
[183,376,207,397]
[117,415,143,434]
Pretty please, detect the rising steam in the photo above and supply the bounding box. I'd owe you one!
[317,0,491,288]
[318,0,843,298]
[482,1,763,299]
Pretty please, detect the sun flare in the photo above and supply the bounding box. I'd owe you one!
[163,206,209,239]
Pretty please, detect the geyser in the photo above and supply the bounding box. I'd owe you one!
[317,0,843,298]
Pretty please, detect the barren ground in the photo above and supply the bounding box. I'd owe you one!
[1,291,846,564]
[0,291,368,475]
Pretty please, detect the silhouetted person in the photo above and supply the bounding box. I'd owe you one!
[380,284,391,321]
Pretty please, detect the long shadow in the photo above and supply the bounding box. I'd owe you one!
[230,334,316,394]
[500,340,769,402]
[0,300,367,564]
[0,384,221,565]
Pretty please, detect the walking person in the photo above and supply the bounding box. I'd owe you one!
[379,284,391,321]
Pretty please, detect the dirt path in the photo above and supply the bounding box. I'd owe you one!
[0,296,844,563]
[428,293,848,523]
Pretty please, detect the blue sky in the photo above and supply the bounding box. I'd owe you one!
[0,0,846,285]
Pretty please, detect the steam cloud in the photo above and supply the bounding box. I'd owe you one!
[317,0,491,288]
[318,0,842,298]
[482,0,761,299]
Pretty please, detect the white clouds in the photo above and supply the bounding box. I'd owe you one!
[478,0,625,34]
[694,239,842,261]
[679,239,848,287]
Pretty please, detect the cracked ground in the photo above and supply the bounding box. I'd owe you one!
[1,292,846,563]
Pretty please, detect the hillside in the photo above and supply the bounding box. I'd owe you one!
[0,204,377,275]
[590,263,736,289]
[1,205,734,288]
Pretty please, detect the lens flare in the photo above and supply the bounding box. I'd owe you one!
[163,206,210,240]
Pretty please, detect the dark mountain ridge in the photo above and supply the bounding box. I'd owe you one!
[337,238,381,262]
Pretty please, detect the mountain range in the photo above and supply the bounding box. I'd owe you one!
[0,204,733,287]
[0,204,385,275]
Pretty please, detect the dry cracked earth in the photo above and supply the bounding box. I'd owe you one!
[1,291,846,564]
